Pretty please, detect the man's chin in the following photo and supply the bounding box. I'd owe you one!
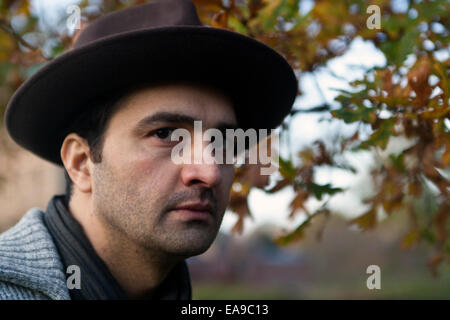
[162,234,217,257]
[169,246,211,258]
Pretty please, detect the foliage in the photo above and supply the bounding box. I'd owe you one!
[0,0,449,273]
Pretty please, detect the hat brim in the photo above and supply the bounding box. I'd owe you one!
[5,25,298,165]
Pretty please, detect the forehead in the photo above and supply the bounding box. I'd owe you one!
[108,82,237,130]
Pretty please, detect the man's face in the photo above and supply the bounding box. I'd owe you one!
[91,83,237,257]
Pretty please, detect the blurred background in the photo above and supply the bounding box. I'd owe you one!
[0,0,449,299]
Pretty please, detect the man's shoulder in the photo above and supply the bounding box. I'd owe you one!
[0,208,47,242]
[0,208,70,300]
[0,281,51,300]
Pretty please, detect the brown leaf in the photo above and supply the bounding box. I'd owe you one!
[288,190,309,218]
[379,68,394,94]
[408,56,432,106]
[428,253,445,278]
[193,0,224,10]
[238,164,271,189]
[193,0,225,25]
[265,177,291,193]
[401,229,421,249]
[9,49,45,66]
[407,181,422,197]
[248,0,265,19]
[228,188,251,234]
[442,140,450,166]
[349,208,377,230]
[231,216,245,234]
[211,10,228,28]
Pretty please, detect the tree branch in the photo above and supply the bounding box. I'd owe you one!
[290,104,331,115]
[0,16,40,52]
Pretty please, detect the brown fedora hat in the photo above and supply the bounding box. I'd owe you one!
[5,0,297,165]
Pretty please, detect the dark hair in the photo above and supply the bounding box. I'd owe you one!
[63,92,127,204]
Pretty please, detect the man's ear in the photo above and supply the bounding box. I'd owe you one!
[60,133,93,193]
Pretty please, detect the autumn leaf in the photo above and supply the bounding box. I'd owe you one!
[288,189,309,218]
[402,229,421,249]
[331,104,377,124]
[278,156,296,180]
[428,253,445,278]
[276,208,328,245]
[228,192,251,234]
[442,142,450,166]
[380,27,420,67]
[362,118,396,150]
[349,208,377,230]
[211,10,228,29]
[297,182,343,201]
[389,153,406,173]
[275,218,309,245]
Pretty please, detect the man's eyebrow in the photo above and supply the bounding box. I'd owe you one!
[133,111,238,134]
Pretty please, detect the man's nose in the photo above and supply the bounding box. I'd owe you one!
[180,161,223,188]
[180,143,223,188]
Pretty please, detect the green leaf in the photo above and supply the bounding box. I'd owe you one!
[421,228,435,244]
[389,153,406,173]
[0,62,13,83]
[278,156,296,180]
[228,15,249,35]
[380,27,420,66]
[414,0,449,20]
[275,216,311,245]
[298,182,344,200]
[50,43,65,59]
[332,104,377,124]
[362,118,395,150]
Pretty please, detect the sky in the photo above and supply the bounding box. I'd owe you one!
[27,0,441,236]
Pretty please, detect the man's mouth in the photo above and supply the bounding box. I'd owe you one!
[169,201,215,221]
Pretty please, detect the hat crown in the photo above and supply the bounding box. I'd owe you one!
[74,0,202,49]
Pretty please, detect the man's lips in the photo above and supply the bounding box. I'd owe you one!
[169,202,215,221]
[175,202,214,212]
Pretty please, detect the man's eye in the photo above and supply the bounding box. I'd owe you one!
[151,127,176,141]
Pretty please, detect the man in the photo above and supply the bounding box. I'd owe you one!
[0,0,297,299]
